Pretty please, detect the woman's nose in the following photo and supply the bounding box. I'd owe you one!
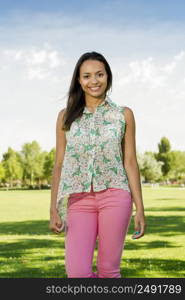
[91,76,98,83]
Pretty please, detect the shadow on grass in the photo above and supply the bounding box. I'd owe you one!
[0,238,65,258]
[145,207,185,212]
[128,215,185,237]
[152,197,185,201]
[0,261,67,278]
[125,240,178,250]
[0,215,184,278]
[0,214,184,238]
[0,220,51,235]
[121,258,185,278]
[0,257,184,278]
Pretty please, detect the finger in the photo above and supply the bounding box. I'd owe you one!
[52,229,60,234]
[132,226,145,239]
[51,226,61,233]
[58,223,65,232]
[134,227,140,233]
[52,222,61,230]
[132,231,141,239]
[55,223,65,233]
[139,222,146,235]
[134,220,140,232]
[134,231,144,239]
[56,222,63,227]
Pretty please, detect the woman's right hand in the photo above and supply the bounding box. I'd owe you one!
[49,209,64,234]
[131,210,146,239]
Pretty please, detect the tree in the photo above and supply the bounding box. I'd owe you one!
[43,148,55,184]
[20,141,45,187]
[158,137,171,153]
[0,162,5,183]
[167,151,185,182]
[155,137,171,176]
[137,151,163,182]
[2,148,23,187]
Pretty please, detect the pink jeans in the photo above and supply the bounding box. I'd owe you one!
[65,183,133,278]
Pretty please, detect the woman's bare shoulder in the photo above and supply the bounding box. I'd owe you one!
[58,108,66,119]
[56,108,67,132]
[121,106,135,124]
[57,108,66,122]
[123,106,133,114]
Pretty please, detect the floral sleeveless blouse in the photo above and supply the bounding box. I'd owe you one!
[56,95,131,221]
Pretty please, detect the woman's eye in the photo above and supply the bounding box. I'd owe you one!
[83,73,104,79]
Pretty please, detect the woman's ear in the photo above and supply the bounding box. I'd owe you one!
[78,77,81,85]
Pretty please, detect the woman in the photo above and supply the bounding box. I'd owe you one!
[49,51,146,278]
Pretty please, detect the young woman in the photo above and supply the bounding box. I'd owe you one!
[49,51,146,278]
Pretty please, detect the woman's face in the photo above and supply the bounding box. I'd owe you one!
[78,60,108,98]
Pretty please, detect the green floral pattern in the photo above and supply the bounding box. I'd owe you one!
[56,96,131,221]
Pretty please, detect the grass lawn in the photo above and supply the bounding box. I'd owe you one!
[0,187,184,278]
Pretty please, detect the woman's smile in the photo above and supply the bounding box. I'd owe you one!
[88,86,101,92]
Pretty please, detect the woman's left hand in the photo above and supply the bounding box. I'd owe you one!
[132,211,147,239]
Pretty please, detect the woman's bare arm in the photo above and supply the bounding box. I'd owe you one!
[49,108,67,234]
[121,107,146,238]
[50,108,67,214]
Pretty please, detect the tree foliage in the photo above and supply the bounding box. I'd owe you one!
[0,136,184,188]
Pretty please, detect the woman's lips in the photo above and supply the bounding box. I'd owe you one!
[89,86,101,91]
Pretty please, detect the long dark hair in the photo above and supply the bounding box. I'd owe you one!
[62,51,113,131]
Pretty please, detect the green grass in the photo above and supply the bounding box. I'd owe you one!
[0,187,185,278]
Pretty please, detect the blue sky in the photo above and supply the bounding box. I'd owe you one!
[0,0,185,159]
[1,0,185,22]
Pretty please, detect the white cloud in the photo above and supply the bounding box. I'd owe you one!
[115,50,185,97]
[22,49,61,68]
[27,67,50,80]
[116,51,185,91]
[174,50,185,61]
[1,13,185,159]
[160,50,185,75]
[2,46,66,80]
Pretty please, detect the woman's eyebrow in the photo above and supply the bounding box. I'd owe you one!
[82,70,104,74]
